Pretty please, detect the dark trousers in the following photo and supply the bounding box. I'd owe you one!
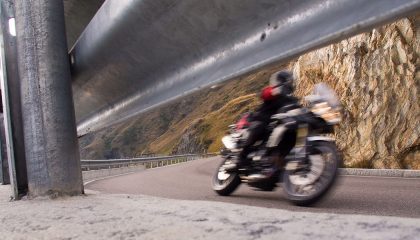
[239,120,296,164]
[239,121,266,163]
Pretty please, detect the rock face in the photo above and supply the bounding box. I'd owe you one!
[293,17,419,169]
[171,119,206,154]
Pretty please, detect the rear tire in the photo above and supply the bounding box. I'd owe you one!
[212,158,241,196]
[282,141,341,206]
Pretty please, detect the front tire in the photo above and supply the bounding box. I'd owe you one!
[212,158,241,196]
[282,141,341,206]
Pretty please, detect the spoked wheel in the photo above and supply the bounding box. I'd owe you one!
[283,141,341,206]
[212,158,241,196]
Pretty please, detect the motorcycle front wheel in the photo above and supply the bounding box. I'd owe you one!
[282,141,341,206]
[212,158,241,196]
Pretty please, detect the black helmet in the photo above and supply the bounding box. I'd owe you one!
[269,70,294,95]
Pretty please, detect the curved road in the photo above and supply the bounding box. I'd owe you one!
[86,157,420,218]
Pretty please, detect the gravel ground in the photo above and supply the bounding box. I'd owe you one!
[0,185,419,240]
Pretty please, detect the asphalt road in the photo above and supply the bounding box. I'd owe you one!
[86,157,420,218]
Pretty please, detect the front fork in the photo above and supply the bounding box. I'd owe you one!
[285,124,309,170]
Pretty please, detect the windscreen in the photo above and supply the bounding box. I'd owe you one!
[312,83,341,109]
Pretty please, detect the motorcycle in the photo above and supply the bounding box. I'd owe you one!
[212,83,342,206]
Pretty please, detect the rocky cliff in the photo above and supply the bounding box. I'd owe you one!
[292,17,419,169]
[80,17,419,169]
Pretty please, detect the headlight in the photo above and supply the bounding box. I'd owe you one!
[311,102,341,124]
[321,111,341,124]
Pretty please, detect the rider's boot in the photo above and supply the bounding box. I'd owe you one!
[247,150,276,180]
[224,147,251,171]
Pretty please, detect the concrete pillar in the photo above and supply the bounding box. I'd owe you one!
[14,0,83,197]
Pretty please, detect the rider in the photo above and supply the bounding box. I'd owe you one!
[227,70,300,171]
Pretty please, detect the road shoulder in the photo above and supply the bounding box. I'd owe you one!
[0,185,418,240]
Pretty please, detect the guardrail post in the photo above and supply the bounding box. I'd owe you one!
[0,0,29,198]
[14,0,83,197]
[0,115,7,184]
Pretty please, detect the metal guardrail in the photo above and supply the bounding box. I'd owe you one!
[81,154,420,179]
[71,0,420,136]
[81,154,216,171]
[339,168,420,178]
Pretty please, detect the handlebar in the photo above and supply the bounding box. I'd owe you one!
[271,108,306,120]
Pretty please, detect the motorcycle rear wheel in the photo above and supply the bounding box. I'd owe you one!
[282,141,341,206]
[212,158,241,196]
